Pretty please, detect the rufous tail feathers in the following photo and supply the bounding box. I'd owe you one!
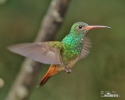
[39,65,60,87]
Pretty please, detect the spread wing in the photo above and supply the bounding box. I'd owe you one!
[79,37,91,59]
[8,42,63,64]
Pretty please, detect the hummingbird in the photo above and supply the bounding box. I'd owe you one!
[8,22,110,87]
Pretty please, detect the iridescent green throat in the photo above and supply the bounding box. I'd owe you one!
[61,31,84,61]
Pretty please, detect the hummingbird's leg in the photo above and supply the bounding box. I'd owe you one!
[68,69,72,73]
[63,63,72,73]
[64,68,72,73]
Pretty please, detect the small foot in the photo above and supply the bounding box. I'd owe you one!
[65,69,72,73]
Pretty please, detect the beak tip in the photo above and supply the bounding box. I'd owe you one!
[107,26,111,29]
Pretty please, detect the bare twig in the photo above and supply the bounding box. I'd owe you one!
[5,0,71,100]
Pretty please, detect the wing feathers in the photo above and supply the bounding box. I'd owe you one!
[8,42,62,64]
[79,37,91,59]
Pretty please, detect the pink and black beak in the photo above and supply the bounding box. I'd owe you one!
[85,25,110,31]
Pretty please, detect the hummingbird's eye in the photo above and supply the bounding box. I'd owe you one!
[78,25,82,29]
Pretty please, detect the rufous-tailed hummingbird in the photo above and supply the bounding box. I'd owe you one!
[8,22,110,86]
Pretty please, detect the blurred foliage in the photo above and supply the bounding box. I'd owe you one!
[0,0,7,5]
[0,0,125,100]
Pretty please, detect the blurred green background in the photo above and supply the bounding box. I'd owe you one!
[0,0,125,100]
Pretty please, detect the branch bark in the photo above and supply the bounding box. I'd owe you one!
[5,0,71,100]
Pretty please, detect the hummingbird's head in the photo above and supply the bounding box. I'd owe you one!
[71,22,110,35]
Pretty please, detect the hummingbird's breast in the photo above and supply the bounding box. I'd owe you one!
[61,34,84,65]
[60,33,84,70]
